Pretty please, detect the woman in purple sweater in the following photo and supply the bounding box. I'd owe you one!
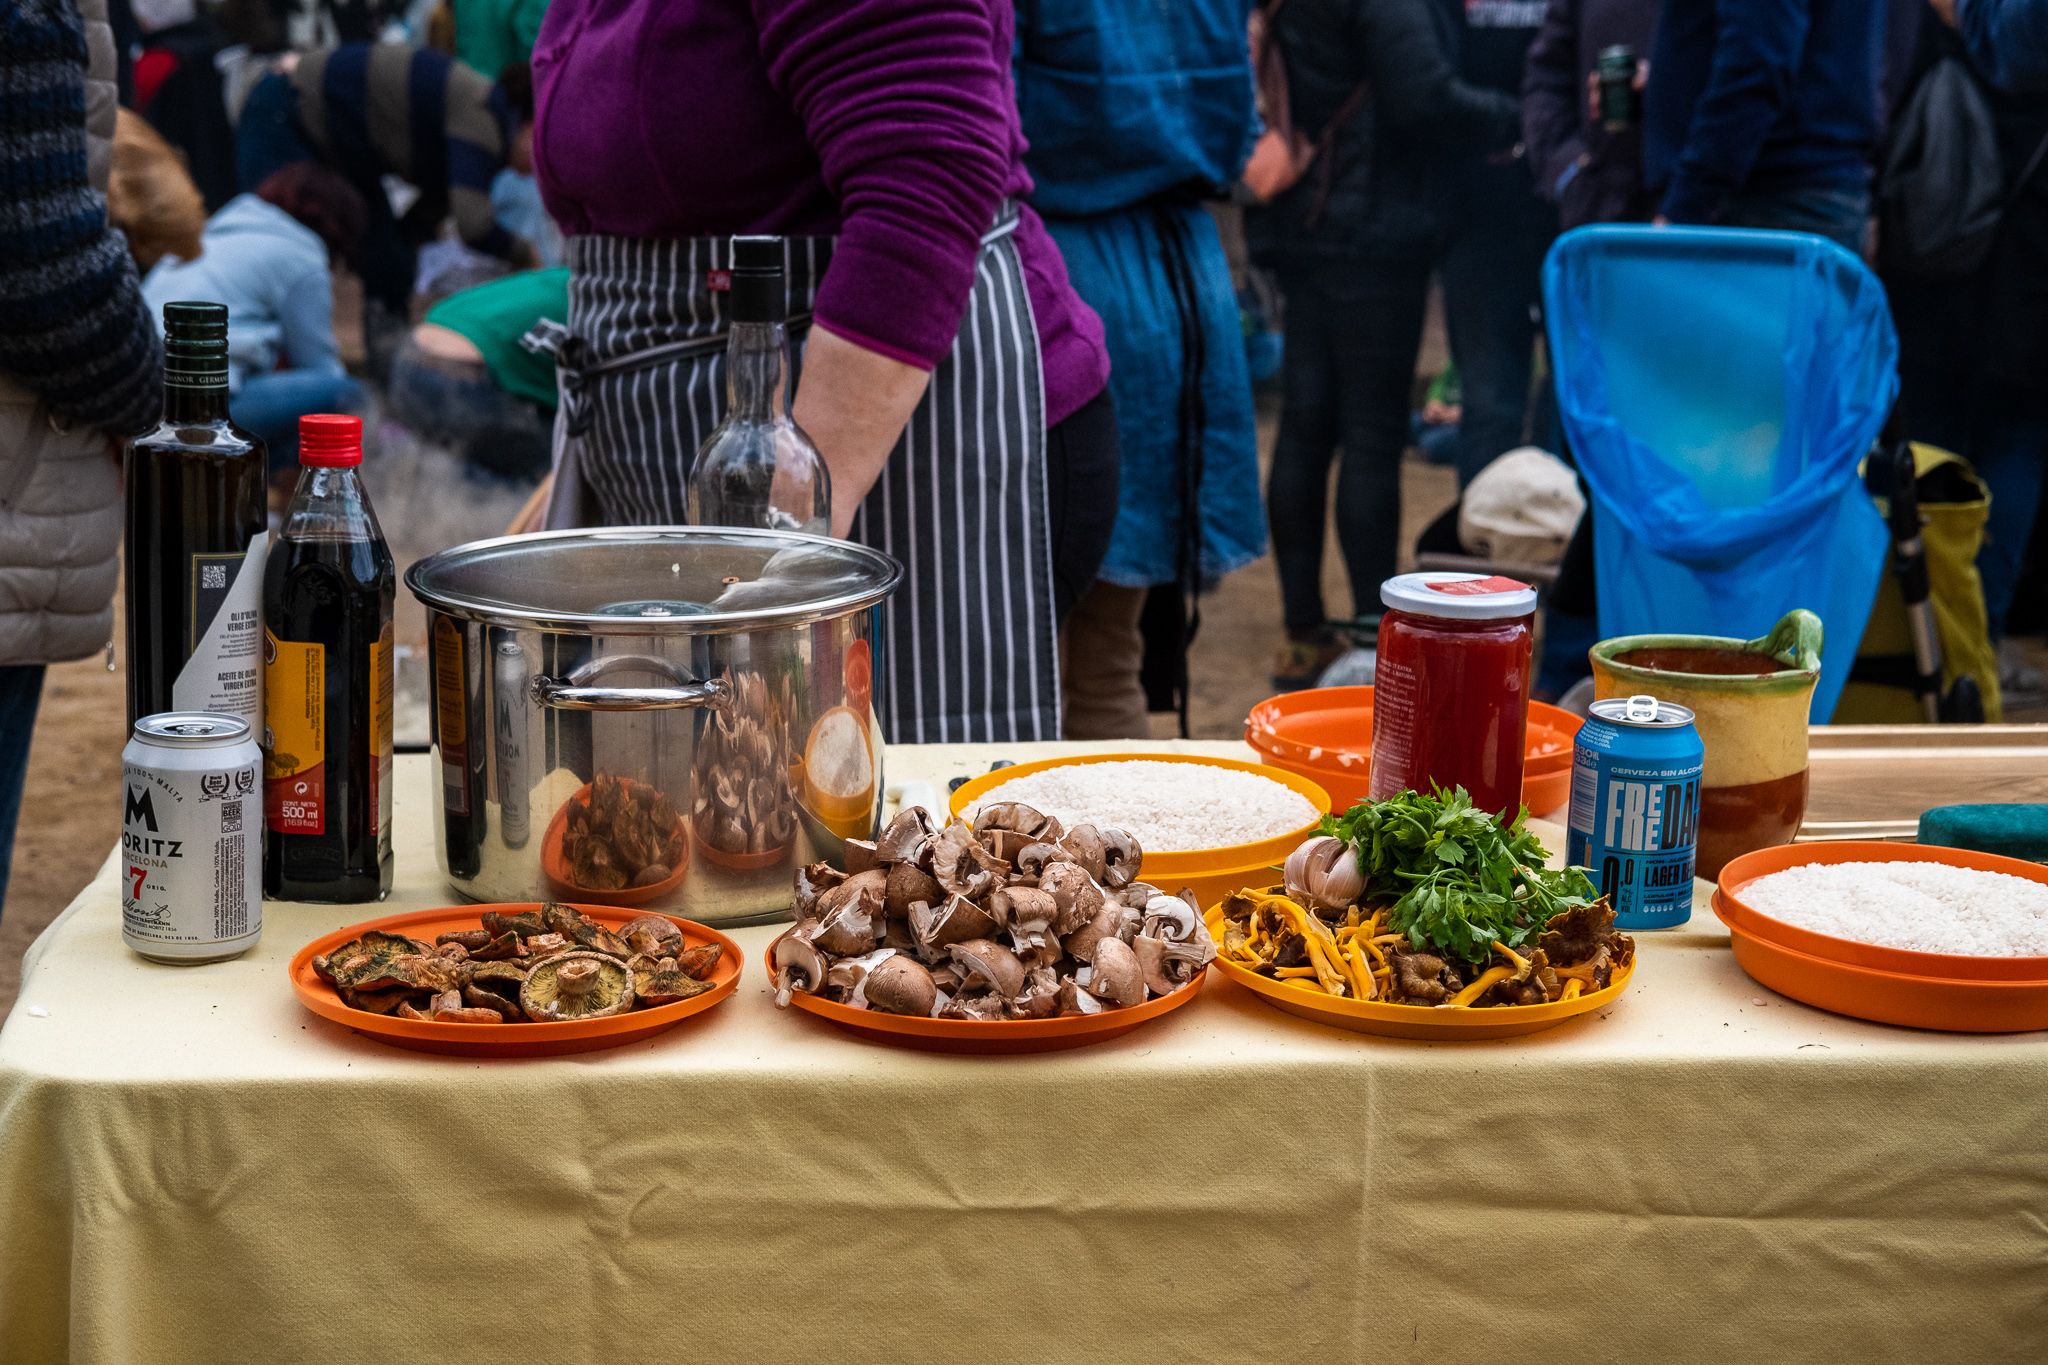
[531,0,1114,744]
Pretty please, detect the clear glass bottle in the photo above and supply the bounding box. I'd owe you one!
[686,236,831,534]
[262,414,395,903]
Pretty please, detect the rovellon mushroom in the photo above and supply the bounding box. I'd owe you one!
[621,914,687,959]
[520,951,637,1021]
[629,953,718,1006]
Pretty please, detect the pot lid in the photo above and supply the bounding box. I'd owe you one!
[406,528,901,632]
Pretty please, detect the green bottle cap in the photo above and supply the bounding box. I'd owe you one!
[162,300,229,390]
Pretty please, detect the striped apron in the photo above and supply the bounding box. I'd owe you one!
[538,212,1060,744]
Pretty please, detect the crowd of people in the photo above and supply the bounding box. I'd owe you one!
[5,0,2048,904]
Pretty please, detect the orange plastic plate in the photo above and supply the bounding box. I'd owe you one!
[1718,841,2048,982]
[290,903,741,1057]
[1713,892,2048,1033]
[539,780,690,907]
[766,935,1206,1053]
[1202,906,1634,1040]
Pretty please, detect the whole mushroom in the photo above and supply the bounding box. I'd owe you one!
[863,955,939,1016]
[948,938,1028,999]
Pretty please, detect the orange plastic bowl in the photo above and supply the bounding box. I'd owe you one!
[1713,895,2048,1033]
[1244,687,1579,815]
[1718,842,2048,983]
[290,903,742,1057]
[766,935,1206,1053]
[948,752,1330,908]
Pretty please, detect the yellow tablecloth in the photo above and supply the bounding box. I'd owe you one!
[3,744,2045,1363]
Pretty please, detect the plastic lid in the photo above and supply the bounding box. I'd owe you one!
[1380,572,1537,621]
[299,413,362,467]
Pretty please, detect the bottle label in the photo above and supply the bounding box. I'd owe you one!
[370,625,394,855]
[263,631,326,834]
[176,539,268,726]
[433,617,469,816]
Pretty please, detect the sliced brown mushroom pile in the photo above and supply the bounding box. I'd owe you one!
[313,905,722,1024]
[772,803,1216,1019]
[692,670,800,857]
[561,772,687,891]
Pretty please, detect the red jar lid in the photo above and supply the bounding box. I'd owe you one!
[1380,571,1537,621]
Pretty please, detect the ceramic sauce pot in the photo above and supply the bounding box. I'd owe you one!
[1590,610,1821,878]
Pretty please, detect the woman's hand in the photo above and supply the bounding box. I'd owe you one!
[792,323,932,538]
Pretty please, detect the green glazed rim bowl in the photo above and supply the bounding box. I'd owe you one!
[1590,609,1823,697]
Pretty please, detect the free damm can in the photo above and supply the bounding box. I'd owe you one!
[121,711,263,963]
[1566,695,1703,929]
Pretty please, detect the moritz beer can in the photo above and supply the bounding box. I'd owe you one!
[1597,44,1640,133]
[1566,695,1703,929]
[121,711,263,963]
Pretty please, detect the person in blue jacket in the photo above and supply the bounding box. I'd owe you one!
[1016,0,1264,737]
[1643,0,1887,250]
[1947,0,2048,90]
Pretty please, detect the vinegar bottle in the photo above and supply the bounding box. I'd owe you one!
[686,236,831,534]
[262,414,395,902]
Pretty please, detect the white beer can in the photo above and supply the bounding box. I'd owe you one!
[121,712,264,963]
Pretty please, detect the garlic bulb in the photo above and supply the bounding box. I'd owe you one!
[1284,836,1364,911]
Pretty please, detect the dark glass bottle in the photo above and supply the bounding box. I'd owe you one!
[262,415,395,902]
[685,236,830,533]
[125,301,269,728]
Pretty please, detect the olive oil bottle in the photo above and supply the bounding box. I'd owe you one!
[124,301,268,727]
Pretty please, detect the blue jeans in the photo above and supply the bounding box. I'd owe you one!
[0,664,45,917]
[235,369,366,475]
[1442,162,1557,485]
[1719,184,1871,255]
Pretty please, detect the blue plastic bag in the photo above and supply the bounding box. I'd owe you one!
[1543,225,1898,720]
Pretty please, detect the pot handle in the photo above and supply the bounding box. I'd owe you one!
[531,656,730,712]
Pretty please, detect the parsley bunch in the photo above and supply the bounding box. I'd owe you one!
[1322,787,1596,967]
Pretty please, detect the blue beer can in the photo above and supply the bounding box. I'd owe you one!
[1565,694,1704,929]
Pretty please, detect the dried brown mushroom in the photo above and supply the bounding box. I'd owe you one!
[542,902,631,958]
[521,951,636,1021]
[629,953,717,1006]
[621,914,687,959]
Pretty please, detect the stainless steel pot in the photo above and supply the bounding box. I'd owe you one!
[406,528,901,925]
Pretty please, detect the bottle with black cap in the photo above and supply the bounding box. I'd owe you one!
[685,236,830,533]
[125,300,269,729]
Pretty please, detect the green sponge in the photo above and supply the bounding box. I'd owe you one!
[1917,804,2048,863]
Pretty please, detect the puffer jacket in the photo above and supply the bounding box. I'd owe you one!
[0,0,162,667]
[1249,0,1522,264]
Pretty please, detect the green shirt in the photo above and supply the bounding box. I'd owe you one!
[424,267,570,409]
[453,0,552,83]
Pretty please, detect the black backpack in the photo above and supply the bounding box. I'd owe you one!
[1880,53,2048,280]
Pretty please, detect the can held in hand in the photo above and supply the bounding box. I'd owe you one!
[121,712,263,963]
[1597,44,1640,133]
[1566,695,1703,929]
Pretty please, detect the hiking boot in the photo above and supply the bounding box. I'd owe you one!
[1271,634,1348,692]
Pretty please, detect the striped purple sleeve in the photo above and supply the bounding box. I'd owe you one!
[750,0,1011,370]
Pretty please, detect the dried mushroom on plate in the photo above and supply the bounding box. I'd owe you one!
[772,804,1216,1018]
[313,905,723,1024]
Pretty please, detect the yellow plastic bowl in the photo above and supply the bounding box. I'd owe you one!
[948,752,1331,907]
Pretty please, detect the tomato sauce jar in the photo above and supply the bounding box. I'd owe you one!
[1369,573,1538,816]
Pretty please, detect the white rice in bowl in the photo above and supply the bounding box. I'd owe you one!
[1740,861,2048,958]
[965,760,1319,854]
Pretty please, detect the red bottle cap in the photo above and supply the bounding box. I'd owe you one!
[299,413,363,467]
